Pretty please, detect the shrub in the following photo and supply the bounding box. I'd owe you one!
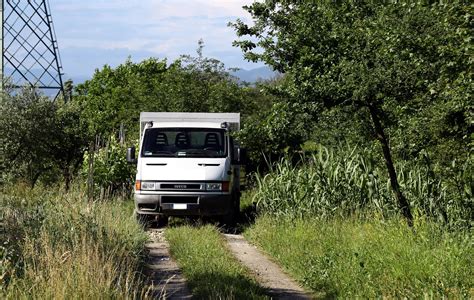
[82,136,135,199]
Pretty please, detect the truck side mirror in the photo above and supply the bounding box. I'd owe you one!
[126,146,137,164]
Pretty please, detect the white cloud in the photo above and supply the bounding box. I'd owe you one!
[49,0,260,76]
[146,0,251,19]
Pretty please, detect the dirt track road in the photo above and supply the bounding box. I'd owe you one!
[146,228,311,299]
[146,229,192,299]
[224,233,311,300]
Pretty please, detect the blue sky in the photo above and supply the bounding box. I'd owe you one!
[50,0,261,80]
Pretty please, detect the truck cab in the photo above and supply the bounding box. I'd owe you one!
[127,112,244,226]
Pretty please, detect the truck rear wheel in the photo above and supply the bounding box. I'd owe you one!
[220,195,240,227]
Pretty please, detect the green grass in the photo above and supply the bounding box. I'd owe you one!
[1,184,150,299]
[245,215,473,298]
[165,224,267,299]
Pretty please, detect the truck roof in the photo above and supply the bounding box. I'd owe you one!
[140,112,239,124]
[149,122,224,129]
[140,112,240,138]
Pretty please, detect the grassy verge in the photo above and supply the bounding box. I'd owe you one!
[165,224,267,299]
[245,215,473,298]
[1,185,150,298]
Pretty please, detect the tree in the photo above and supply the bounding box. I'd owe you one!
[231,1,471,224]
[74,48,278,191]
[75,50,257,140]
[1,87,56,186]
[75,58,169,138]
[237,75,316,170]
[52,96,88,191]
[0,86,86,188]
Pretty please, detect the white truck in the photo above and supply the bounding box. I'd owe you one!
[126,112,246,226]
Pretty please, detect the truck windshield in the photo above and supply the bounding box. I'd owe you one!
[141,128,227,158]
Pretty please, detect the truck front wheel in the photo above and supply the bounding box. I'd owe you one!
[156,214,169,228]
[135,213,168,228]
[136,212,152,228]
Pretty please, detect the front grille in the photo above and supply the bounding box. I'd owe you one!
[161,183,202,190]
[162,196,199,204]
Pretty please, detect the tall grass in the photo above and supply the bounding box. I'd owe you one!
[254,145,472,227]
[245,215,473,298]
[1,184,150,298]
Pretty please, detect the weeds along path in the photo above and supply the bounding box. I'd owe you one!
[224,233,311,300]
[146,228,193,299]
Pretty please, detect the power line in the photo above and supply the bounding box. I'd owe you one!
[1,0,64,99]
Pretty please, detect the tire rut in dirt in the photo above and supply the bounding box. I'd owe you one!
[224,233,312,300]
[145,229,192,299]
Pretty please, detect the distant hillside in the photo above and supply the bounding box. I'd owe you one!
[69,66,278,86]
[5,66,278,94]
[231,66,278,83]
[69,67,278,85]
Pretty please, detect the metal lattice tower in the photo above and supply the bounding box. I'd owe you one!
[1,0,64,98]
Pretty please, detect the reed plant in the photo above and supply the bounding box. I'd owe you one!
[254,145,472,228]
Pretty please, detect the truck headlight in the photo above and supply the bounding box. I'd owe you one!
[141,182,156,190]
[206,183,222,191]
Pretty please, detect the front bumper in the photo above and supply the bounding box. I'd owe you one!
[134,192,233,216]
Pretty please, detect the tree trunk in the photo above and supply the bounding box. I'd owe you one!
[63,166,71,192]
[368,104,413,226]
[31,171,41,189]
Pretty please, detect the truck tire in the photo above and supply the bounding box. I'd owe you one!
[221,195,240,227]
[156,215,169,228]
[136,213,168,228]
[221,209,236,227]
[234,195,241,221]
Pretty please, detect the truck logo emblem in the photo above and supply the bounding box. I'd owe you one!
[174,184,187,189]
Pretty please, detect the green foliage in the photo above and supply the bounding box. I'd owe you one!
[238,101,312,168]
[236,75,318,169]
[165,224,266,299]
[232,2,471,112]
[82,137,135,198]
[1,185,149,298]
[0,87,56,185]
[0,87,87,187]
[253,145,472,228]
[246,215,473,298]
[51,97,89,187]
[232,1,472,159]
[74,48,297,170]
[75,58,167,137]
